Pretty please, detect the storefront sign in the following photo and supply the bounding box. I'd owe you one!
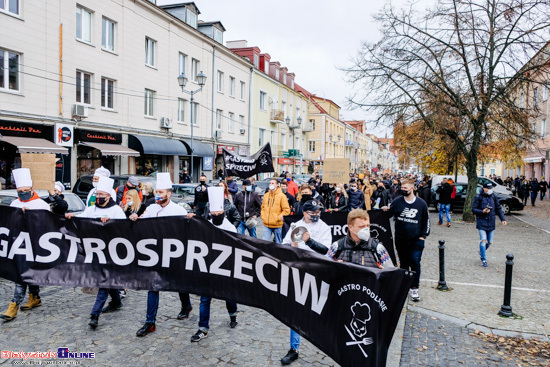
[278,158,292,165]
[203,156,214,170]
[54,123,74,147]
[217,145,235,154]
[76,129,122,144]
[0,121,52,139]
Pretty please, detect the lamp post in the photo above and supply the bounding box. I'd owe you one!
[178,71,207,182]
[329,133,341,158]
[287,116,302,173]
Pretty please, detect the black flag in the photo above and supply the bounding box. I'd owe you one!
[223,143,274,178]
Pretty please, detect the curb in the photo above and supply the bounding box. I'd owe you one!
[407,305,550,342]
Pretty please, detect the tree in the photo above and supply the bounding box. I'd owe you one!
[344,0,550,220]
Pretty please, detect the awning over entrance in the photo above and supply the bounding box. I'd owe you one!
[0,136,68,154]
[181,139,215,157]
[80,142,140,157]
[524,156,544,163]
[129,135,189,156]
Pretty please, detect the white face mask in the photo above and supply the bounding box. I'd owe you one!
[335,187,341,193]
[487,189,493,195]
[92,181,98,189]
[357,228,371,241]
[269,184,276,191]
[127,200,133,207]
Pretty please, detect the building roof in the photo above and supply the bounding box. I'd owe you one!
[294,83,328,114]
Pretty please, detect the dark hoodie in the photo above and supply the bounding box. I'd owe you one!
[436,182,453,205]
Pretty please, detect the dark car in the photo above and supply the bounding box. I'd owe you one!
[430,182,523,215]
[0,190,86,214]
[73,174,155,201]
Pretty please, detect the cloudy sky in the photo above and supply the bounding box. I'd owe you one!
[157,0,409,137]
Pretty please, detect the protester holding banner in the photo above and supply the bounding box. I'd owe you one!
[141,182,155,208]
[191,187,239,343]
[328,183,349,212]
[132,173,194,337]
[86,166,115,207]
[347,180,365,210]
[234,179,262,237]
[115,176,143,206]
[66,176,127,328]
[123,189,145,218]
[193,174,210,217]
[261,178,290,243]
[281,199,331,365]
[45,181,69,215]
[0,168,50,321]
[382,179,430,302]
[291,184,313,216]
[202,181,241,229]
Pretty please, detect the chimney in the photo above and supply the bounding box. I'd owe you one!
[226,40,248,48]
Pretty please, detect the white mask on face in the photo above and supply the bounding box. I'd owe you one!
[487,189,493,195]
[269,184,276,191]
[357,228,371,241]
[92,181,98,189]
[335,187,341,193]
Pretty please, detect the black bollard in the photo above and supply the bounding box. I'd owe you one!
[498,254,514,317]
[437,240,449,291]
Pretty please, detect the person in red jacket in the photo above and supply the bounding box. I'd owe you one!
[449,178,457,213]
[285,173,299,198]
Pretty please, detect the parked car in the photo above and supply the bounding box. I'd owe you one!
[0,190,86,215]
[430,175,510,195]
[73,174,155,201]
[293,174,312,185]
[171,183,197,212]
[430,182,523,215]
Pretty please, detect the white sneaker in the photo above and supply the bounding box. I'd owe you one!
[410,288,420,302]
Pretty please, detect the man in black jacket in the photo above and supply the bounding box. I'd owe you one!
[233,179,262,237]
[417,181,431,207]
[193,175,209,217]
[371,182,390,209]
[436,178,453,227]
[44,181,69,215]
[383,179,430,302]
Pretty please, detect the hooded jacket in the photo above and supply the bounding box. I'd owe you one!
[347,188,365,210]
[261,187,290,228]
[472,192,505,231]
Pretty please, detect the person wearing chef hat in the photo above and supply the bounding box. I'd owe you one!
[134,173,194,337]
[0,168,51,322]
[190,186,239,343]
[86,166,116,207]
[43,181,69,215]
[66,176,126,329]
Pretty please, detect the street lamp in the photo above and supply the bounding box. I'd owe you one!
[329,133,341,158]
[288,116,302,173]
[178,71,207,181]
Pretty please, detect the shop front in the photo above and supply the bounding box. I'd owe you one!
[75,129,140,179]
[0,120,68,189]
[215,145,236,179]
[181,139,215,182]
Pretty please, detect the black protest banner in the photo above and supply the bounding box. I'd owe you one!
[283,211,397,266]
[223,143,274,178]
[0,206,411,367]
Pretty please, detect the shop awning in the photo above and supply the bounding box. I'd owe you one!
[80,142,140,157]
[0,136,68,154]
[524,156,544,163]
[180,139,215,157]
[129,135,189,156]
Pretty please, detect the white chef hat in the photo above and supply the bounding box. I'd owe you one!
[207,186,224,212]
[13,168,33,188]
[94,166,110,178]
[96,176,114,195]
[54,181,65,193]
[156,172,173,190]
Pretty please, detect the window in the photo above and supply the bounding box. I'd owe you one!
[270,131,275,146]
[283,74,287,84]
[542,118,547,139]
[191,102,198,125]
[101,78,114,109]
[191,59,200,82]
[534,87,538,107]
[259,128,266,147]
[102,18,115,52]
[144,89,155,117]
[228,112,234,133]
[0,0,19,15]
[254,54,259,68]
[177,98,187,123]
[275,69,279,79]
[260,91,267,110]
[240,81,245,100]
[308,141,316,153]
[229,76,235,97]
[178,53,186,75]
[186,8,197,28]
[216,109,223,129]
[76,6,92,43]
[0,49,19,91]
[282,101,287,114]
[281,133,287,151]
[265,60,269,73]
[213,28,223,43]
[490,168,496,176]
[217,70,224,93]
[239,115,244,128]
[76,71,92,104]
[145,37,156,67]
[544,84,548,101]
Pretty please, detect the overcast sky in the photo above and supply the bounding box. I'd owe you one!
[157,0,405,137]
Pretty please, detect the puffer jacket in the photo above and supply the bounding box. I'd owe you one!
[261,187,290,228]
[203,198,242,229]
[472,193,505,231]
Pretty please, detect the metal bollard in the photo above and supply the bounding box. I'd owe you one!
[437,240,449,291]
[498,254,514,317]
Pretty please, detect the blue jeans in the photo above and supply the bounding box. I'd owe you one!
[478,229,494,262]
[91,288,121,316]
[396,238,425,288]
[237,221,257,238]
[290,329,301,350]
[531,192,537,205]
[146,291,191,323]
[12,283,40,305]
[198,296,237,332]
[438,203,451,224]
[262,226,282,243]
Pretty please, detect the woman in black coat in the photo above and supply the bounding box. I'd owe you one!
[328,184,349,212]
[518,180,530,206]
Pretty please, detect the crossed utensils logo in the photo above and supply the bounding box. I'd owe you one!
[345,301,373,358]
[258,151,270,166]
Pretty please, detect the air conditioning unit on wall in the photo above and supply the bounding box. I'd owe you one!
[72,104,88,118]
[239,128,246,135]
[160,117,172,129]
[215,130,223,139]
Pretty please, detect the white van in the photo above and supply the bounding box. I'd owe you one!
[430,175,510,194]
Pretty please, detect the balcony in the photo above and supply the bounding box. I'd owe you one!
[270,110,285,123]
[301,122,314,132]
